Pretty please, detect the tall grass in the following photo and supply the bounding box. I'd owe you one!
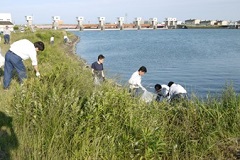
[0,30,240,159]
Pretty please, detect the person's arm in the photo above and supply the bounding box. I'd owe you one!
[33,65,40,77]
[101,70,105,80]
[136,80,146,91]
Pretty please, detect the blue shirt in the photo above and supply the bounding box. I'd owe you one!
[91,61,103,71]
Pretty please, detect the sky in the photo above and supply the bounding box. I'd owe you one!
[1,0,240,24]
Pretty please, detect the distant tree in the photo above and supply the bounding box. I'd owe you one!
[13,25,19,31]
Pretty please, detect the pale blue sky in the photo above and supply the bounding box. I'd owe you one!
[1,0,239,24]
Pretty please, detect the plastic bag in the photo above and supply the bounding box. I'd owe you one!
[141,90,156,103]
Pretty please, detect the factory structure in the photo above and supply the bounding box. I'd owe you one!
[1,13,240,31]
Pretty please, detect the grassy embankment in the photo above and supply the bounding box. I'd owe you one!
[0,30,240,159]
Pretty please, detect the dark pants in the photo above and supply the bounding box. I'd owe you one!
[3,50,26,89]
[129,88,139,97]
[4,34,10,44]
[170,93,188,102]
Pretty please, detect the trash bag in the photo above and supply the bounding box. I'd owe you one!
[141,90,156,103]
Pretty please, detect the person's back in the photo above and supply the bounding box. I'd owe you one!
[50,36,54,45]
[64,35,68,43]
[168,81,187,101]
[169,83,186,95]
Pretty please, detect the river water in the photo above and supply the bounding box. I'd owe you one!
[73,29,240,98]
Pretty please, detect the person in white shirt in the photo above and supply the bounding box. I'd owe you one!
[50,35,54,45]
[155,84,169,102]
[64,35,68,43]
[3,26,11,44]
[128,66,147,97]
[3,39,45,89]
[167,81,187,102]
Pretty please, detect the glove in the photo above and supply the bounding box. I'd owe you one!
[36,72,40,77]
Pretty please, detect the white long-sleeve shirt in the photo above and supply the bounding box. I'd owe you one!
[156,84,169,102]
[159,84,169,97]
[9,39,38,66]
[50,36,54,42]
[168,83,187,100]
[3,28,11,35]
[128,71,145,90]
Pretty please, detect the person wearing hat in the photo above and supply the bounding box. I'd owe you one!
[3,39,45,90]
[3,26,11,44]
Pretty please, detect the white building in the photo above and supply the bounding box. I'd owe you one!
[200,20,216,26]
[0,13,14,32]
[185,19,201,25]
[0,13,12,22]
[215,20,229,26]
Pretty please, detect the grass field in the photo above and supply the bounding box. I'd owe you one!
[0,30,240,159]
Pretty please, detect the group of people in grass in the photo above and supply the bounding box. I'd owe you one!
[0,34,186,102]
[91,54,187,102]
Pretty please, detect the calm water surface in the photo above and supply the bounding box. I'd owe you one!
[73,29,240,98]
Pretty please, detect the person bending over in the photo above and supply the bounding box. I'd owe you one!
[167,81,187,102]
[128,66,147,97]
[155,83,169,102]
[3,39,45,89]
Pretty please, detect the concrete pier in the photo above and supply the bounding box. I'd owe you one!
[25,16,33,26]
[150,18,158,29]
[165,17,177,29]
[52,16,60,30]
[117,17,124,30]
[135,17,142,30]
[76,17,84,31]
[98,17,105,30]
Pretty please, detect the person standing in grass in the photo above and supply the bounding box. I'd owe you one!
[128,66,147,97]
[3,39,45,90]
[0,47,5,68]
[154,83,169,102]
[3,26,11,44]
[91,54,105,85]
[167,81,187,102]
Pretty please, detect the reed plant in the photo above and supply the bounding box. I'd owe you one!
[0,30,239,160]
